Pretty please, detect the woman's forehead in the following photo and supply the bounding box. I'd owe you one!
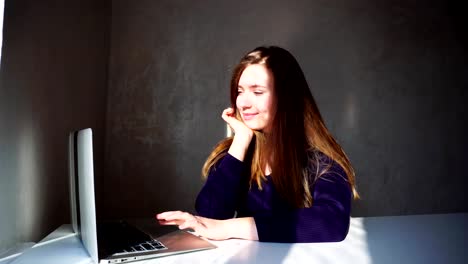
[238,64,273,88]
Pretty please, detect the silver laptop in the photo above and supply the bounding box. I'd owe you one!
[69,128,216,264]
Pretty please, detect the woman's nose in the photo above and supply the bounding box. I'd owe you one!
[237,93,252,109]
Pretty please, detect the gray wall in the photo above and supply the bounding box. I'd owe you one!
[0,0,109,251]
[105,0,467,219]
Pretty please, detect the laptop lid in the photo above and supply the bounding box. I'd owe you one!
[69,128,99,263]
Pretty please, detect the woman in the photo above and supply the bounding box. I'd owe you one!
[157,46,358,243]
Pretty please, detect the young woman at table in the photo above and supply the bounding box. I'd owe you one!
[156,46,359,243]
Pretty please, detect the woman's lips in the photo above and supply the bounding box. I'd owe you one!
[242,113,257,121]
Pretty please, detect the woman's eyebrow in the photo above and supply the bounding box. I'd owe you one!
[238,84,267,89]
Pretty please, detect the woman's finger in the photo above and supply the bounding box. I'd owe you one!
[156,211,180,219]
[156,211,188,221]
[222,108,237,120]
[222,110,242,127]
[222,107,234,116]
[167,212,192,222]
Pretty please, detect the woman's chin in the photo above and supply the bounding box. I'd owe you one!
[245,124,262,131]
[244,123,270,132]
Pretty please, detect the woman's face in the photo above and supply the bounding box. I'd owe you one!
[236,64,275,132]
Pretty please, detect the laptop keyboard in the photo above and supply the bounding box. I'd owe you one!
[113,239,167,256]
[97,220,169,257]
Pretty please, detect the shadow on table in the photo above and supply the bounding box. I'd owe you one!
[363,213,468,264]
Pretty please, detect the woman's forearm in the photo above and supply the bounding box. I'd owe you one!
[225,217,259,240]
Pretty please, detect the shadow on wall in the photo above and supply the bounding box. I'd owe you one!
[101,85,191,219]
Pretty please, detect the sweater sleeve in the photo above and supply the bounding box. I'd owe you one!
[195,153,248,219]
[254,163,352,243]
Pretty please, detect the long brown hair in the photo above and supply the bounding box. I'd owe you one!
[202,46,359,208]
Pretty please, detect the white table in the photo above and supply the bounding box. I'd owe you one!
[7,213,468,264]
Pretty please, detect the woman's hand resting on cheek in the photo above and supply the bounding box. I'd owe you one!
[222,108,253,161]
[222,108,253,141]
[156,211,230,241]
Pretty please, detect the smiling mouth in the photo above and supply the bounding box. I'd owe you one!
[242,113,257,120]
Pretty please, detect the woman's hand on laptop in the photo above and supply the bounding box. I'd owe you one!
[156,211,258,241]
[156,211,229,240]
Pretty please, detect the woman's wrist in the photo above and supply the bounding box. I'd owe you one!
[228,132,253,161]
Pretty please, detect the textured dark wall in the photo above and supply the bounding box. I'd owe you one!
[0,0,109,250]
[105,0,468,218]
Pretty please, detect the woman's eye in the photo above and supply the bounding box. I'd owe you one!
[254,91,263,95]
[237,90,243,94]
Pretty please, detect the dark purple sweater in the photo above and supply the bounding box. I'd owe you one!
[195,152,352,243]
